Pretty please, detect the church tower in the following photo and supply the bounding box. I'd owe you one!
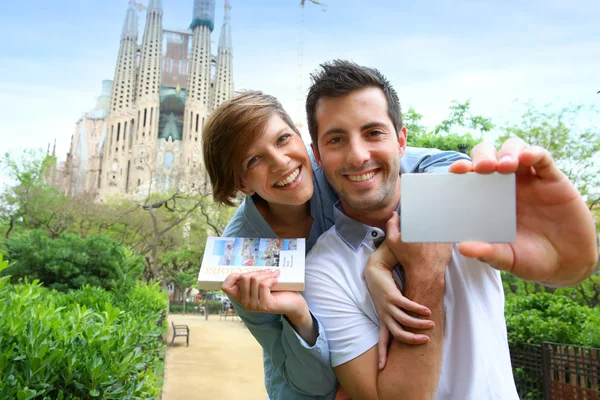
[100,0,139,197]
[181,0,215,190]
[209,0,234,112]
[131,0,164,193]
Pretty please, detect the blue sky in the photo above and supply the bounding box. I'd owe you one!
[0,0,599,177]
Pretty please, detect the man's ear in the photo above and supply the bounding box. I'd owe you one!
[397,126,408,158]
[238,181,255,196]
[311,143,323,167]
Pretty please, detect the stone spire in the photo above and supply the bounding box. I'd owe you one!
[110,0,139,113]
[136,0,163,104]
[121,0,139,41]
[102,0,139,197]
[210,0,234,111]
[187,0,215,107]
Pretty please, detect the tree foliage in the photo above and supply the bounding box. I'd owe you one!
[497,102,600,199]
[406,100,490,153]
[505,293,600,347]
[0,149,73,239]
[2,230,143,292]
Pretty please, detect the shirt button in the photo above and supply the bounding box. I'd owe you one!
[371,231,378,238]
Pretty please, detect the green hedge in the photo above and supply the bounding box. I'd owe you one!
[169,300,222,314]
[0,253,168,399]
[505,292,600,347]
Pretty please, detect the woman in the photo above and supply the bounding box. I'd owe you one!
[202,91,463,399]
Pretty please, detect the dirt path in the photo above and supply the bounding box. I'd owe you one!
[162,314,267,400]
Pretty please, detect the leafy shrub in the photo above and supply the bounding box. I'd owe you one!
[2,230,143,292]
[169,300,221,314]
[0,255,168,399]
[505,293,600,347]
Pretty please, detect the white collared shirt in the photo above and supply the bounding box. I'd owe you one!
[303,204,519,399]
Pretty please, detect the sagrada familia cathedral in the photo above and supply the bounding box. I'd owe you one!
[58,0,234,200]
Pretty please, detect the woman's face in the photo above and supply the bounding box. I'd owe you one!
[239,114,314,206]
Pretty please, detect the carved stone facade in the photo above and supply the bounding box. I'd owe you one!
[61,0,234,200]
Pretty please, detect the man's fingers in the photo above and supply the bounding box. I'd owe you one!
[458,241,515,272]
[495,138,527,173]
[470,142,499,173]
[519,145,564,181]
[448,159,473,174]
[378,325,390,370]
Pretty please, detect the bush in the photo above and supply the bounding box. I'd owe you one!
[169,300,222,314]
[505,293,600,347]
[2,230,143,292]
[0,254,168,399]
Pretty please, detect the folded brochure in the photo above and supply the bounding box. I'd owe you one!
[197,237,305,291]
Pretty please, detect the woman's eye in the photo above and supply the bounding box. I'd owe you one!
[277,134,292,144]
[246,156,259,168]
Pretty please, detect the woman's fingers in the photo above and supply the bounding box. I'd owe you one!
[221,273,241,300]
[258,274,280,310]
[236,270,278,310]
[394,294,431,316]
[390,326,430,345]
[386,306,434,330]
[378,324,390,370]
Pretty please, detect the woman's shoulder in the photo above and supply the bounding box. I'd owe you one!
[222,196,277,238]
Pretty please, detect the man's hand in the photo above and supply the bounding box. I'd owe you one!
[222,270,317,345]
[385,212,452,282]
[449,138,598,286]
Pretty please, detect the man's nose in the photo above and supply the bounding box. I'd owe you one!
[346,140,370,167]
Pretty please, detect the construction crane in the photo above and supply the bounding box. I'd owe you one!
[295,0,326,129]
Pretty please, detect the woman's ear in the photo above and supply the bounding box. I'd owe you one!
[238,181,255,196]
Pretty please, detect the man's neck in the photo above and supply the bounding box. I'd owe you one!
[341,180,401,230]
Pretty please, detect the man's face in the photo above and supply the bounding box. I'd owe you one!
[312,87,407,212]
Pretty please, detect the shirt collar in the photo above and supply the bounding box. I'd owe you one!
[333,201,396,251]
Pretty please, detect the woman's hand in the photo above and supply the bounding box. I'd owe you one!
[222,270,317,345]
[365,241,434,369]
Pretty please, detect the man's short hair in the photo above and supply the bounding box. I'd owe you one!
[305,59,404,147]
[202,90,300,206]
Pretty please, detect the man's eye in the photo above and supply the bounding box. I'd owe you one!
[327,137,343,145]
[368,130,384,137]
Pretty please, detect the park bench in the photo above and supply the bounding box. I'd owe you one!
[170,321,190,346]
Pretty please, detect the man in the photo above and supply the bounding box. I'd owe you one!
[303,60,598,400]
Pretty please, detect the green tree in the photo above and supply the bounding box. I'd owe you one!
[406,100,491,153]
[497,102,600,200]
[0,149,74,239]
[2,230,142,292]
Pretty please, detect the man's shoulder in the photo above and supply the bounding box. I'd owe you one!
[305,227,348,269]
